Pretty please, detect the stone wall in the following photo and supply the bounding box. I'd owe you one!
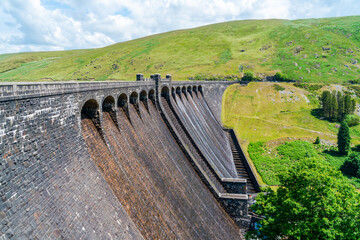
[0,93,142,239]
[0,78,247,239]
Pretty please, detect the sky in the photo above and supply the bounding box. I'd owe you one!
[0,0,359,54]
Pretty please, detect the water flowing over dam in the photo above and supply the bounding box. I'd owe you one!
[0,74,259,239]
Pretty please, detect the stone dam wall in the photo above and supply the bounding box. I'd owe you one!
[0,75,259,239]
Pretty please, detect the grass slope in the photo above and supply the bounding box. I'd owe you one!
[222,82,360,144]
[223,82,360,188]
[1,16,360,82]
[223,82,334,142]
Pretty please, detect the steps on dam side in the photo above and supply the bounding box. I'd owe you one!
[225,131,258,193]
[162,98,227,194]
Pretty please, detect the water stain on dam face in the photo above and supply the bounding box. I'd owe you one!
[81,92,243,239]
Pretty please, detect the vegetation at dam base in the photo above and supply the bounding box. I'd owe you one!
[0,16,360,82]
[248,140,360,188]
[246,159,360,240]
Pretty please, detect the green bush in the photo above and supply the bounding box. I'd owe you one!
[273,84,285,91]
[242,71,255,81]
[345,114,360,127]
[274,72,290,82]
[314,136,320,144]
[341,153,360,178]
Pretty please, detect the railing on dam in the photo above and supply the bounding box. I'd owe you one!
[0,81,154,102]
[0,78,241,102]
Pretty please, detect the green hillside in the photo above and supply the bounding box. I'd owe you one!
[222,82,360,188]
[1,16,360,82]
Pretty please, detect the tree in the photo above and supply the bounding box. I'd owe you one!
[320,91,356,122]
[321,91,331,118]
[247,159,360,240]
[337,92,344,121]
[314,136,320,144]
[344,94,352,115]
[338,120,351,155]
[341,153,360,178]
[330,92,338,121]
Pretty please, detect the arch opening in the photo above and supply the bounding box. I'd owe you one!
[193,86,197,93]
[81,99,99,120]
[187,86,192,93]
[140,90,147,102]
[140,90,149,112]
[81,99,102,136]
[118,93,131,122]
[171,87,175,97]
[181,86,186,94]
[118,93,128,108]
[102,96,115,113]
[161,86,170,99]
[130,92,138,105]
[148,89,155,102]
[102,96,117,125]
[176,87,181,95]
[130,91,141,117]
[198,85,203,94]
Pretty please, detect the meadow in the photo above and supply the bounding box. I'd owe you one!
[222,82,360,188]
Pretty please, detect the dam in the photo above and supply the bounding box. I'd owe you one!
[0,74,259,239]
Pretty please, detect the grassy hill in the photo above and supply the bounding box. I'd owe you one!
[0,16,360,82]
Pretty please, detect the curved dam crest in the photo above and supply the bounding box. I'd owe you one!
[0,75,259,239]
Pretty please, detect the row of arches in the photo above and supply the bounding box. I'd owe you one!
[161,85,203,98]
[82,85,203,119]
[81,89,155,120]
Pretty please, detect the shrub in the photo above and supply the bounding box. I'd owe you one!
[345,114,360,127]
[314,136,320,144]
[273,84,285,91]
[275,72,290,82]
[341,153,360,178]
[241,72,260,82]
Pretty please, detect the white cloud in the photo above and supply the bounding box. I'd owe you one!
[0,0,358,53]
